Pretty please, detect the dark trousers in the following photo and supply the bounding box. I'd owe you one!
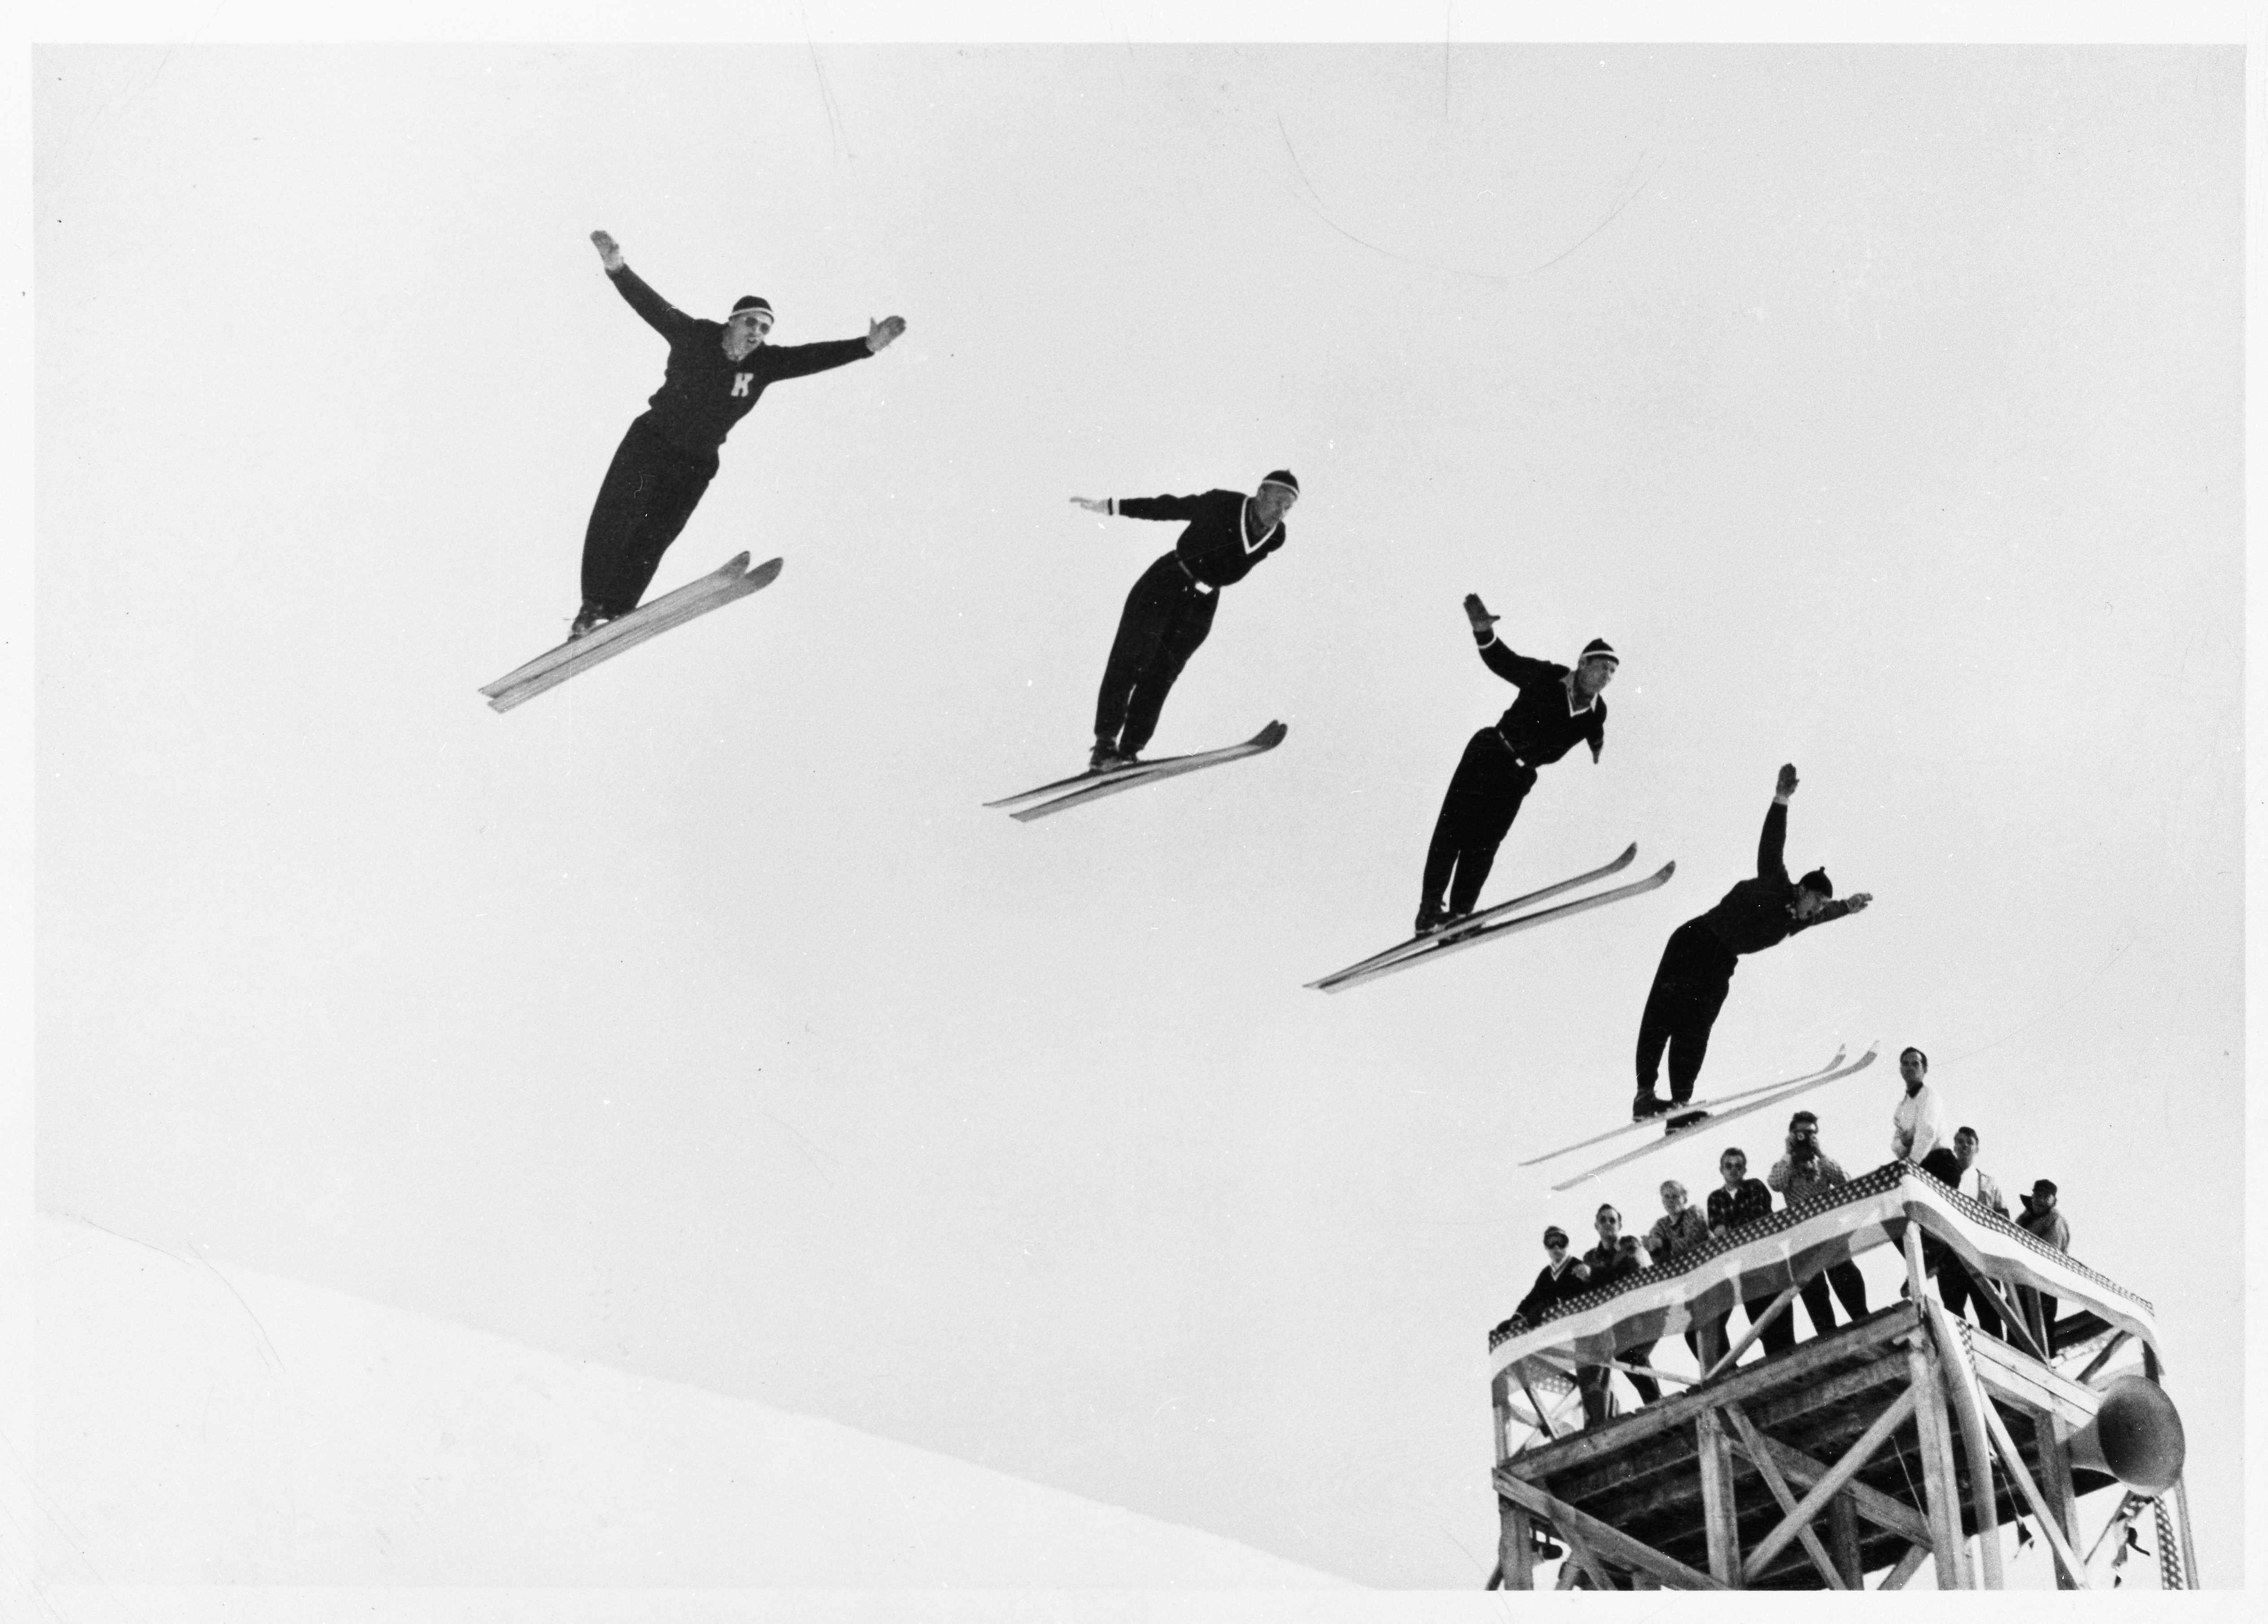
[1939,1263,2005,1338]
[1746,1293,1797,1356]
[579,414,720,617]
[1093,553,1219,754]
[1798,1260,1872,1337]
[1633,919,1738,1102]
[1420,729,1538,917]
[1577,1341,1661,1425]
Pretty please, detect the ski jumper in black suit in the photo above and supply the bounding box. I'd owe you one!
[1092,491,1287,755]
[1419,632,1606,921]
[580,264,873,617]
[1633,796,1855,1105]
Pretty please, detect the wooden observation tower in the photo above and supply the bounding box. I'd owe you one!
[1486,1162,2196,1590]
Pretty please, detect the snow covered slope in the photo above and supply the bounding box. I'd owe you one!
[32,1215,1348,1592]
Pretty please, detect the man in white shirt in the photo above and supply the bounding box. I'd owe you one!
[1889,1046,1947,1163]
[1928,1125,2009,1336]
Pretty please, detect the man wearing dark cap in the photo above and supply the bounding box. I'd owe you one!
[1068,473,1298,771]
[2015,1179,2070,1347]
[1500,1224,1592,1335]
[572,230,907,636]
[1630,763,1872,1122]
[1412,593,1619,935]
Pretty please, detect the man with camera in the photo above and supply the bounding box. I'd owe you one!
[1767,1109,1871,1336]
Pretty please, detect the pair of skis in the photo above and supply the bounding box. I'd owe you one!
[985,722,1289,822]
[1305,844,1675,993]
[481,552,783,713]
[1522,1044,1883,1192]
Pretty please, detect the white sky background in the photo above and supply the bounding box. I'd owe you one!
[26,28,2247,1593]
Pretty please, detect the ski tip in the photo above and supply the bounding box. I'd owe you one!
[723,550,753,571]
[747,555,784,586]
[1618,841,1638,860]
[1257,719,1289,747]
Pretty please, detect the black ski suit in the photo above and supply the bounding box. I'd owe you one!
[1633,797,1855,1103]
[1419,633,1606,919]
[579,265,872,616]
[1091,491,1286,755]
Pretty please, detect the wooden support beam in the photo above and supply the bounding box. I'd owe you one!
[1695,1406,1742,1586]
[2074,1331,2131,1387]
[2034,1413,2083,1589]
[1976,1277,2050,1363]
[1546,1348,1918,1513]
[1720,1402,1845,1588]
[1500,1499,1534,1590]
[1515,1370,1559,1441]
[1924,1300,2004,1589]
[1561,1529,1617,1591]
[1964,1331,2106,1432]
[1500,1305,1919,1483]
[1738,1428,1933,1546]
[1601,1355,1694,1389]
[1492,1468,1729,1591]
[1828,1489,1864,1589]
[1974,1390,2090,1589]
[1702,1284,1802,1380]
[1740,1385,1919,1582]
[1905,1330,1972,1589]
[1878,1541,1931,1590]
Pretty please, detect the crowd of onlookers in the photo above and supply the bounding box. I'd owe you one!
[1497,1046,2075,1428]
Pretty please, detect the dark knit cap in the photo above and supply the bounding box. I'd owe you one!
[1542,1225,1569,1245]
[731,296,775,320]
[1258,469,1300,496]
[1580,637,1619,666]
[1798,867,1834,898]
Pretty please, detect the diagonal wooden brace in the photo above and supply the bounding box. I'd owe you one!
[1721,1402,1847,1588]
[1976,1390,2091,1588]
[1493,1468,1729,1590]
[1741,1385,1920,1581]
[1703,1284,1803,1381]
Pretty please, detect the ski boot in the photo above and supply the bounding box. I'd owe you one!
[1631,1092,1676,1123]
[1414,902,1451,936]
[1664,1106,1711,1134]
[568,602,617,641]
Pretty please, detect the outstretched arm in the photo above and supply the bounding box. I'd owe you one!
[753,336,882,383]
[1794,892,1871,932]
[1075,493,1207,522]
[1465,593,1556,688]
[1757,765,1796,881]
[591,231,695,341]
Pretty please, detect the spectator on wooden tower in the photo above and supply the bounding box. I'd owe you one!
[1889,1046,1949,1163]
[1706,1146,1794,1356]
[2016,1179,2071,1348]
[1575,1204,1660,1424]
[1501,1225,1592,1337]
[1926,1125,2011,1337]
[1645,1179,1715,1363]
[1767,1110,1871,1336]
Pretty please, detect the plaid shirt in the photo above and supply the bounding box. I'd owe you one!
[1706,1178,1774,1235]
[1645,1205,1713,1262]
